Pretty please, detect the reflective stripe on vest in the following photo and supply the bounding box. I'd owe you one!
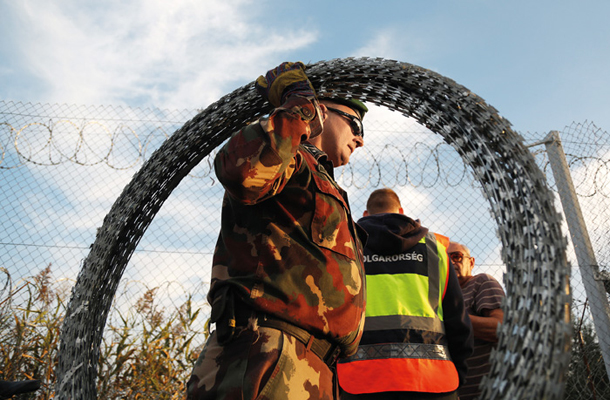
[338,232,458,394]
[346,342,452,361]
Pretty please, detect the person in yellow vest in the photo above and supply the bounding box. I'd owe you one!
[338,188,473,400]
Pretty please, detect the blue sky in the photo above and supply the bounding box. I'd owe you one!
[1,0,609,134]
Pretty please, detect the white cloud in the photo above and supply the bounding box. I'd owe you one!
[9,0,318,108]
[351,27,432,66]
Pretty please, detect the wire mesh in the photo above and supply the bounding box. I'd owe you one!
[1,58,603,399]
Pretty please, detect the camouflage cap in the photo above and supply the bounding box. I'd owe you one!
[321,97,368,120]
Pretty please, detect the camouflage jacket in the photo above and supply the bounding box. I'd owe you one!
[210,96,366,351]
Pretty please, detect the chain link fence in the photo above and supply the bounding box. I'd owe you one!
[523,121,610,399]
[1,100,608,398]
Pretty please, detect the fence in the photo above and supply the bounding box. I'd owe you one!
[1,99,609,399]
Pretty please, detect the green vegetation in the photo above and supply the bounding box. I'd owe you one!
[4,267,610,399]
[564,307,610,400]
[0,266,207,399]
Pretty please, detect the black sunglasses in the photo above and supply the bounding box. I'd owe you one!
[326,107,364,138]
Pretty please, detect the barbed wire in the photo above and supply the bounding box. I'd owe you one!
[3,103,609,198]
[0,100,198,170]
[1,120,172,170]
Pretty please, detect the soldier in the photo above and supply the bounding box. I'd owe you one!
[186,62,368,400]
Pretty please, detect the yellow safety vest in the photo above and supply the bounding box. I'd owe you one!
[338,233,459,394]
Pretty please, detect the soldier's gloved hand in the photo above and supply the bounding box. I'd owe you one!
[255,61,316,107]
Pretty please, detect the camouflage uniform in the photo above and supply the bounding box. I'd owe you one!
[187,95,366,400]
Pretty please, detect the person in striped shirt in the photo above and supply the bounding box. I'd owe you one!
[447,242,505,400]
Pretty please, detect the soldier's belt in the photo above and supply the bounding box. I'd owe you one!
[231,298,341,366]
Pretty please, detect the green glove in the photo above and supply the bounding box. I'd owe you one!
[255,61,316,107]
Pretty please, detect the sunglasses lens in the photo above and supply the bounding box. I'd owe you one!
[450,253,463,263]
[328,108,363,137]
[352,119,363,137]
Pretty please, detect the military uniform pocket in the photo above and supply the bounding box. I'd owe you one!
[310,172,357,260]
[253,328,288,400]
[255,330,335,400]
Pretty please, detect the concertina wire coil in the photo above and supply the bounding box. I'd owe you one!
[55,57,571,399]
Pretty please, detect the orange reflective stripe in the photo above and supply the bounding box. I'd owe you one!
[434,233,449,249]
[434,232,451,299]
[338,358,459,394]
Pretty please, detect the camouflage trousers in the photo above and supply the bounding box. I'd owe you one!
[187,326,336,400]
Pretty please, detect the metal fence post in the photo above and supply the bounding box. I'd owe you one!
[543,130,610,378]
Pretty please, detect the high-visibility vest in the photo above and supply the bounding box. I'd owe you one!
[337,232,459,394]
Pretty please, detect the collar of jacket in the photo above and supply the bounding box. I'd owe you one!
[357,213,429,255]
[301,143,334,179]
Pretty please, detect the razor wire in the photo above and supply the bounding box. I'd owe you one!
[2,113,608,399]
[3,106,610,202]
[43,57,572,399]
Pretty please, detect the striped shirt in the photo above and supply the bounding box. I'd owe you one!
[458,274,505,400]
